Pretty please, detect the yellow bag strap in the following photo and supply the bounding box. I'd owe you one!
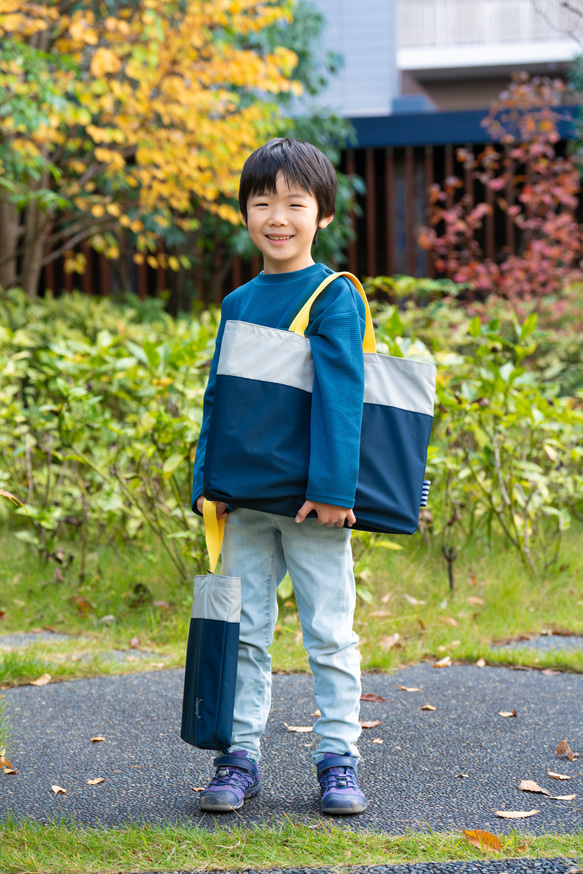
[203,498,224,574]
[288,271,376,353]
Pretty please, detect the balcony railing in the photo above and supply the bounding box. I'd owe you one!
[397,0,581,48]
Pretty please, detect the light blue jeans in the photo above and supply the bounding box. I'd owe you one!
[221,507,362,764]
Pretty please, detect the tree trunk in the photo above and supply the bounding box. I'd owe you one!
[20,167,51,300]
[0,196,20,291]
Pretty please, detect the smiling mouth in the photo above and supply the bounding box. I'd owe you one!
[266,234,293,240]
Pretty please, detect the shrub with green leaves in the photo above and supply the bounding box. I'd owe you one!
[1,281,582,586]
[0,290,215,579]
[369,279,583,575]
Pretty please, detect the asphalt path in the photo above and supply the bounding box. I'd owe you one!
[2,663,583,835]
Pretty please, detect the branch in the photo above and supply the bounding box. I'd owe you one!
[531,0,583,47]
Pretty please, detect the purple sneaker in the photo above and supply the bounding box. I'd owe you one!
[199,751,260,812]
[317,753,367,815]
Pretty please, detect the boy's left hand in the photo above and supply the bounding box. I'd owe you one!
[295,500,355,528]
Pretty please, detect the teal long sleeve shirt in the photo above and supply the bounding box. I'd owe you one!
[191,262,366,511]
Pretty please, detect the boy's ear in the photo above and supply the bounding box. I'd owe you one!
[318,213,334,229]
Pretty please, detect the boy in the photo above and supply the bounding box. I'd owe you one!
[191,138,367,815]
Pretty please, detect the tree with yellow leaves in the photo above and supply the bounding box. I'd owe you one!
[0,0,301,297]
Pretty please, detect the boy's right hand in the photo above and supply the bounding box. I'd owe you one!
[196,495,229,519]
[295,500,356,528]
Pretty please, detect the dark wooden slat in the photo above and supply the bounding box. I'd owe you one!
[44,257,55,295]
[424,145,434,278]
[232,256,242,290]
[365,149,376,276]
[138,260,147,300]
[82,242,91,295]
[445,144,454,208]
[100,254,109,297]
[385,149,395,277]
[405,146,415,277]
[64,245,73,293]
[485,172,495,260]
[156,241,166,298]
[505,152,515,254]
[346,150,358,275]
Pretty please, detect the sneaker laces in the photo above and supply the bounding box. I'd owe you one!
[209,765,254,792]
[319,765,359,792]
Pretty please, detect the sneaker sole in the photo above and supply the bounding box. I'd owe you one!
[200,785,260,813]
[322,801,367,815]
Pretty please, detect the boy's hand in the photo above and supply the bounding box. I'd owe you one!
[295,500,356,528]
[196,496,228,519]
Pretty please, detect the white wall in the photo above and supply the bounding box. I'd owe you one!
[307,0,399,117]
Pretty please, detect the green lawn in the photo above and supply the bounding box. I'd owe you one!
[1,522,583,688]
[0,819,581,874]
[2,525,583,873]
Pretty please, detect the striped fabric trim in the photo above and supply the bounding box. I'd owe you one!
[191,573,241,624]
[218,319,436,417]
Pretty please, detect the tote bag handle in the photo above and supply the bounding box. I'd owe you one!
[202,498,224,573]
[288,272,377,354]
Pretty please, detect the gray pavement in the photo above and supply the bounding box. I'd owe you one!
[2,662,583,834]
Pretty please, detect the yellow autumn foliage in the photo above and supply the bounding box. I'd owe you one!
[0,0,301,261]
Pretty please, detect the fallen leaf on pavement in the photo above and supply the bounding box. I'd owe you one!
[149,662,165,668]
[433,656,452,668]
[547,771,577,780]
[311,709,321,717]
[30,674,51,687]
[542,669,560,676]
[51,785,67,795]
[191,786,205,792]
[518,779,551,796]
[467,596,485,606]
[380,633,400,650]
[87,778,105,785]
[476,658,486,668]
[360,720,381,729]
[284,724,312,733]
[91,736,105,743]
[557,740,578,760]
[372,738,383,744]
[499,708,518,718]
[463,829,502,853]
[496,810,540,819]
[517,780,574,800]
[360,693,387,702]
[3,768,17,775]
[397,685,421,692]
[455,773,470,778]
[0,750,12,768]
[420,703,436,711]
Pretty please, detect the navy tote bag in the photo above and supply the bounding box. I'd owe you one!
[181,500,240,750]
[203,273,436,535]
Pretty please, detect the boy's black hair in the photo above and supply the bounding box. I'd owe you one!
[239,138,337,224]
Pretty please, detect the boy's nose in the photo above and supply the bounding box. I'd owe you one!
[268,211,288,225]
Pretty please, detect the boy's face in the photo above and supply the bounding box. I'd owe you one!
[244,173,333,274]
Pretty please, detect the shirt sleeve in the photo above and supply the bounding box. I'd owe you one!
[190,308,229,514]
[304,279,366,507]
